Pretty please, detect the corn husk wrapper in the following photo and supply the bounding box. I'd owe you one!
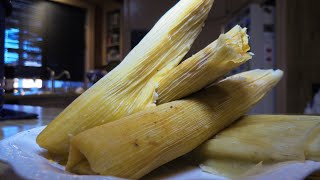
[157,25,251,104]
[195,115,320,178]
[65,69,283,179]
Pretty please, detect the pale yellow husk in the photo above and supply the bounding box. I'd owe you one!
[36,0,215,155]
[157,25,251,104]
[195,115,320,177]
[65,69,283,179]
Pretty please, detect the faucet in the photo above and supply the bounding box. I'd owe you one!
[47,67,71,93]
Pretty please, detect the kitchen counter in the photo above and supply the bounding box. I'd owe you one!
[0,104,63,140]
[4,93,80,108]
[0,104,63,179]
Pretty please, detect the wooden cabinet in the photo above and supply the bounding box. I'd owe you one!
[106,10,122,62]
[94,0,124,68]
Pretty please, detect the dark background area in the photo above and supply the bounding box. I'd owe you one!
[42,1,85,81]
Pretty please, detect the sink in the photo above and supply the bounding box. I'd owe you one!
[36,91,53,95]
[36,90,67,95]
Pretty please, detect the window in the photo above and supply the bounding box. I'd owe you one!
[4,0,86,81]
[5,0,44,67]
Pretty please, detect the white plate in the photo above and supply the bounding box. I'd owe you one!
[0,127,319,180]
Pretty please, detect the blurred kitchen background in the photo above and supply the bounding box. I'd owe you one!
[1,0,320,114]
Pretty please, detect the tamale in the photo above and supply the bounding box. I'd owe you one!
[195,115,320,177]
[65,69,283,179]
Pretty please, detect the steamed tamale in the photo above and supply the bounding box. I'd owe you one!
[65,69,283,179]
[196,115,320,177]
